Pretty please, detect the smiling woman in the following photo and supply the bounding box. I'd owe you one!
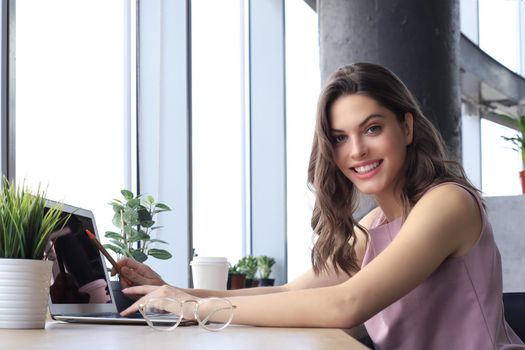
[116,63,524,350]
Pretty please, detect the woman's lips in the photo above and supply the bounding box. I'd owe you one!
[350,160,383,179]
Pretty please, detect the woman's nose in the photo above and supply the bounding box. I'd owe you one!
[349,137,367,159]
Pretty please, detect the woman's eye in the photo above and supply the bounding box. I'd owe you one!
[366,125,382,134]
[332,135,347,144]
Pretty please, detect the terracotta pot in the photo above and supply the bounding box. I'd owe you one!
[520,170,525,194]
[227,273,246,290]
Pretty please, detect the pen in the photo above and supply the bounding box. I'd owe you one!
[85,229,132,285]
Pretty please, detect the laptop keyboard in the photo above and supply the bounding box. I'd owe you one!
[67,311,143,319]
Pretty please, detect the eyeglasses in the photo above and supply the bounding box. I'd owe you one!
[138,297,236,332]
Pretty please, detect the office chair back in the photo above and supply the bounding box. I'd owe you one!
[503,292,525,342]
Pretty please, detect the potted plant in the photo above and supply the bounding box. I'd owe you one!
[237,255,258,288]
[105,189,172,262]
[0,177,66,329]
[500,114,525,193]
[257,255,276,286]
[104,189,172,309]
[227,263,246,290]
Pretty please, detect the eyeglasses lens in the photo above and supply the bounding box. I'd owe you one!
[143,298,183,330]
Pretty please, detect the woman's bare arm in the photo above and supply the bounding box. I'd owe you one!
[124,185,481,328]
[221,184,481,327]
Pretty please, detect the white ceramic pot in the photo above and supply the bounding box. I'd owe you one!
[0,259,53,329]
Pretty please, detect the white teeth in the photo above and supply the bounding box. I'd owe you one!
[353,161,380,174]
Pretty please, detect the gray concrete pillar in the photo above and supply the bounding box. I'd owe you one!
[319,0,461,159]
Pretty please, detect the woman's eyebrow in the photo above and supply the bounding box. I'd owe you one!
[330,114,385,133]
[358,114,385,128]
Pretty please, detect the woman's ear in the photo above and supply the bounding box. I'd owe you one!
[404,112,414,145]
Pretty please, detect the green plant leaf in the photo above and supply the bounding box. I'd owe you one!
[256,255,276,279]
[104,243,125,256]
[128,230,149,243]
[123,225,134,235]
[0,177,66,259]
[155,203,171,211]
[147,248,172,260]
[132,250,148,263]
[497,113,525,168]
[126,198,141,208]
[112,212,123,227]
[237,255,258,279]
[126,228,141,241]
[139,232,150,240]
[147,195,155,204]
[137,208,152,222]
[109,239,129,251]
[104,231,122,240]
[121,189,134,200]
[122,208,139,225]
[149,238,168,244]
[141,220,155,228]
[112,204,124,213]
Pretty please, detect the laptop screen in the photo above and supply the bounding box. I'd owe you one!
[45,201,116,313]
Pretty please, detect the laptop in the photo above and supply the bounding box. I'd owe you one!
[45,200,148,324]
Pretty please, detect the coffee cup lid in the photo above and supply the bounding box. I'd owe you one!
[190,257,228,265]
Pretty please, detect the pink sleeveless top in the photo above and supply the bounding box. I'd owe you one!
[362,183,525,349]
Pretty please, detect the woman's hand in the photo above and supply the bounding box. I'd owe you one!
[111,257,165,288]
[120,284,199,317]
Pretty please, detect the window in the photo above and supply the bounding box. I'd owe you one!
[285,0,320,280]
[191,0,245,264]
[481,118,522,196]
[15,0,133,239]
[478,0,521,74]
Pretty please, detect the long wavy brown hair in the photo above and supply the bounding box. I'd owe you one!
[308,62,479,275]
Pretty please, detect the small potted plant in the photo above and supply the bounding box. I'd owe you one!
[0,177,66,329]
[237,255,258,288]
[104,189,172,262]
[500,114,525,193]
[257,255,276,286]
[104,189,172,310]
[227,263,246,290]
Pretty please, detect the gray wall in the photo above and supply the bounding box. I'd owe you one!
[486,195,525,292]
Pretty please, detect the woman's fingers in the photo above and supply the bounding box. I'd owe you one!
[112,258,163,285]
[120,297,144,316]
[120,285,161,316]
[122,284,159,295]
[112,258,134,276]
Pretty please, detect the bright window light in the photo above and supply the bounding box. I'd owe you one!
[15,0,130,239]
[479,0,521,74]
[285,0,320,280]
[481,118,522,196]
[191,0,244,264]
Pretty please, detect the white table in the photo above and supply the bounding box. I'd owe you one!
[0,321,370,350]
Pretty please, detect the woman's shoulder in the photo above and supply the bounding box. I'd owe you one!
[420,182,480,208]
[408,182,483,256]
[415,182,480,216]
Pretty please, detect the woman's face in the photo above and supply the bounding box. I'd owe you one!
[329,94,413,197]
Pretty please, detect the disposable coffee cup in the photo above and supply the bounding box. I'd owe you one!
[190,257,229,290]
